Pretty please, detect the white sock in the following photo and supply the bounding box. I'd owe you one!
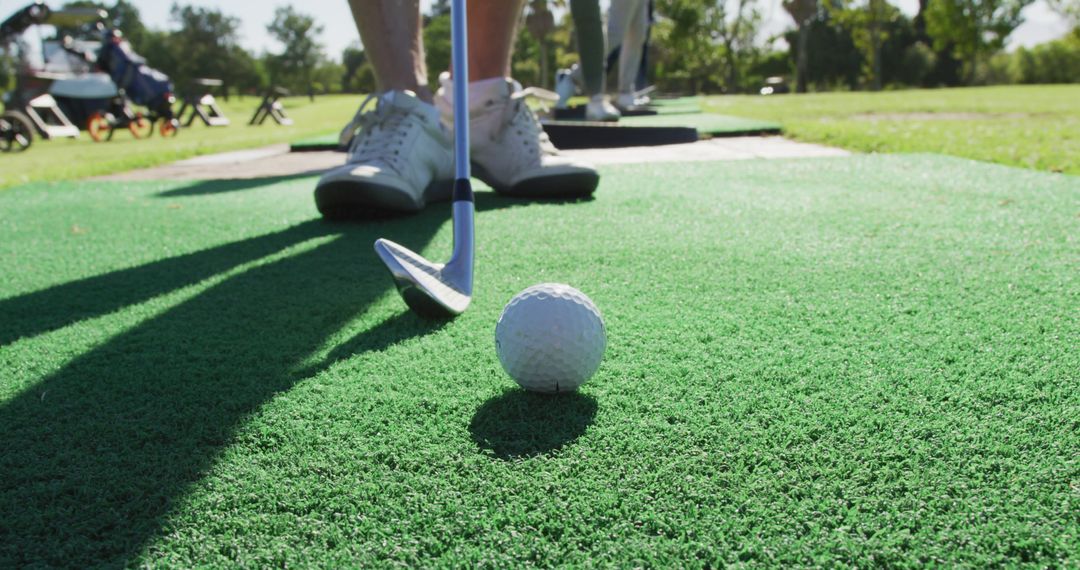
[438,73,518,112]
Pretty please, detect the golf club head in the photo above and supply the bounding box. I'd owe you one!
[374,235,472,319]
[373,0,474,319]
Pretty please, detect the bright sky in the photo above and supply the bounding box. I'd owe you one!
[0,0,1071,61]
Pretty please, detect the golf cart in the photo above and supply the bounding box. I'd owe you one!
[0,2,178,150]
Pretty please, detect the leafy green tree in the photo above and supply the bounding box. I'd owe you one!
[835,0,902,90]
[310,60,345,94]
[785,14,861,90]
[653,0,728,93]
[423,10,452,81]
[59,1,145,48]
[783,0,819,92]
[924,0,1034,83]
[341,44,375,93]
[266,6,325,94]
[0,51,13,95]
[524,0,557,88]
[709,0,764,92]
[167,4,245,90]
[430,0,452,17]
[1013,34,1080,82]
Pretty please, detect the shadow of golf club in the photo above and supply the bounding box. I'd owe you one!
[0,217,453,566]
[155,172,326,197]
[469,389,598,460]
[0,188,586,348]
[0,179,601,566]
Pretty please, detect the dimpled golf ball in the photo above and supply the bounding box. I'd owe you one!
[495,283,606,393]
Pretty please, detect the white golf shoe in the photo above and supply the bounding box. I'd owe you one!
[585,94,621,122]
[315,91,454,218]
[436,75,599,199]
[554,66,577,109]
[614,91,651,112]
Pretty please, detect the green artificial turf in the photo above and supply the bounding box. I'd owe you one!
[1,155,1077,567]
[649,95,704,115]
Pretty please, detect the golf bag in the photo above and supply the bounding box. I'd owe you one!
[95,29,174,120]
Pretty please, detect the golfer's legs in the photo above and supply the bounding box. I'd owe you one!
[617,0,648,94]
[607,0,630,61]
[570,0,605,96]
[468,0,526,81]
[348,0,525,96]
[347,0,429,100]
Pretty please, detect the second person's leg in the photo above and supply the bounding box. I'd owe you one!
[571,0,620,121]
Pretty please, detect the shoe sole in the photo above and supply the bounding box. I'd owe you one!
[472,163,599,199]
[314,179,454,220]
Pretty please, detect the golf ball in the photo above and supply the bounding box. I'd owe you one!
[495,283,606,393]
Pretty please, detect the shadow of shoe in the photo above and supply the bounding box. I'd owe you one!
[474,191,595,213]
[469,389,597,460]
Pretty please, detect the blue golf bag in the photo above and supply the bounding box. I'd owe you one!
[96,29,175,119]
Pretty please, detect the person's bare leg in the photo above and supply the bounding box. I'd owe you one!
[468,0,526,81]
[347,0,431,101]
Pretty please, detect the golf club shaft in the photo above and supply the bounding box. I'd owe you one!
[448,0,474,292]
[451,0,470,182]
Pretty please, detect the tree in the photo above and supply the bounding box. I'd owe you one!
[784,14,861,90]
[652,0,727,93]
[266,6,325,95]
[430,0,452,17]
[836,0,902,90]
[59,1,145,50]
[1046,0,1079,34]
[524,0,557,88]
[924,0,1034,83]
[423,9,452,80]
[704,0,764,92]
[341,44,375,93]
[167,4,245,90]
[784,0,819,92]
[0,50,13,94]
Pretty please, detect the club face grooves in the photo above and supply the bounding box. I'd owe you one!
[374,231,472,319]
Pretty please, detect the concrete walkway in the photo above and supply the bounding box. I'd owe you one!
[99,137,849,181]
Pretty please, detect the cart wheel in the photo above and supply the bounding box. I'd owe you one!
[129,113,153,139]
[87,112,111,142]
[159,118,179,138]
[0,111,34,153]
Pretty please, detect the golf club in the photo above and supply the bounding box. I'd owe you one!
[373,0,474,318]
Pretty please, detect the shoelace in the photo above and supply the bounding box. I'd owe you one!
[500,87,560,156]
[339,94,416,175]
[337,93,377,148]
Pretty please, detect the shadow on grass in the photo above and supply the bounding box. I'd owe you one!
[470,390,598,460]
[0,182,599,566]
[0,213,451,567]
[0,189,588,348]
[155,172,325,197]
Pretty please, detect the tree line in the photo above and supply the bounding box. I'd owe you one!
[2,0,1077,97]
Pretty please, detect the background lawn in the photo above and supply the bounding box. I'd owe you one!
[0,95,358,190]
[3,85,1078,191]
[0,155,1076,566]
[706,85,1080,175]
